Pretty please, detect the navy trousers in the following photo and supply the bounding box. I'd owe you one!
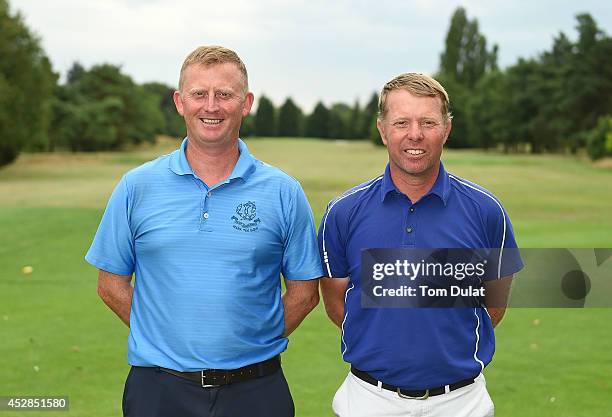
[122,366,295,417]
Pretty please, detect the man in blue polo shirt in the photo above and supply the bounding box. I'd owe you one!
[318,73,522,417]
[86,45,322,417]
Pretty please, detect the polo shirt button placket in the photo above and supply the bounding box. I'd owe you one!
[407,207,415,233]
[199,187,213,232]
[405,205,416,245]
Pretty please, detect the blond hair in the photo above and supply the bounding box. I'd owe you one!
[178,45,248,92]
[378,73,452,122]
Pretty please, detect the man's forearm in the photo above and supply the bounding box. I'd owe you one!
[97,271,133,327]
[282,279,319,336]
[324,300,344,328]
[483,275,513,328]
[320,277,348,328]
[99,284,133,326]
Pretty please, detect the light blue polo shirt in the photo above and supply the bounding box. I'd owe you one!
[318,162,523,389]
[86,138,322,371]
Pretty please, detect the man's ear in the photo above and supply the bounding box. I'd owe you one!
[242,92,255,117]
[443,118,452,145]
[377,118,387,146]
[173,90,184,117]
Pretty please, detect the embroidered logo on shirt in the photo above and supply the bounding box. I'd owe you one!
[231,201,261,232]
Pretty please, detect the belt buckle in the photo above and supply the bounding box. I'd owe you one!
[201,371,221,388]
[397,388,429,400]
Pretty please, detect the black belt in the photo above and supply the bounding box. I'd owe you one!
[159,356,281,388]
[351,366,476,399]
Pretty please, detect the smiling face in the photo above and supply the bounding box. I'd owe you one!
[377,89,452,183]
[173,62,254,149]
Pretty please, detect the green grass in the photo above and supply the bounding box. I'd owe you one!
[1,137,611,416]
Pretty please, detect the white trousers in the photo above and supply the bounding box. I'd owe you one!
[332,372,495,417]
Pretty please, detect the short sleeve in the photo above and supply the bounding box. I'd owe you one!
[486,203,523,279]
[85,176,135,276]
[281,184,323,280]
[317,199,349,278]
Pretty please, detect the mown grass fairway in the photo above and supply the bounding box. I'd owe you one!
[1,138,611,416]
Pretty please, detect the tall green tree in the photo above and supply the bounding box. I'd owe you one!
[439,7,498,89]
[438,7,497,148]
[254,95,276,137]
[305,102,331,138]
[0,0,56,166]
[277,97,303,137]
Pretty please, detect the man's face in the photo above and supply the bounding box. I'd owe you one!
[377,89,451,181]
[173,63,254,148]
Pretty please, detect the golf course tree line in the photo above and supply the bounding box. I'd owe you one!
[240,92,381,142]
[1,1,612,169]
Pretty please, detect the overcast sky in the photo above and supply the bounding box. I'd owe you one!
[10,0,612,111]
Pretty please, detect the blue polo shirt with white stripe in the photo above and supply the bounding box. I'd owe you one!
[86,138,322,371]
[318,162,522,389]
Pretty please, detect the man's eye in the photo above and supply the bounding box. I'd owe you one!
[193,91,205,97]
[394,121,407,127]
[217,91,231,99]
[422,120,437,128]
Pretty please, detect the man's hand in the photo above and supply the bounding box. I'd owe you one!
[282,278,320,336]
[483,275,513,328]
[97,269,133,327]
[320,277,349,328]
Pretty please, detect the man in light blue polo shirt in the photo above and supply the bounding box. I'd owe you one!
[318,73,522,417]
[86,45,322,417]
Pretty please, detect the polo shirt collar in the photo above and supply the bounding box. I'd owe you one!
[230,139,257,180]
[430,162,451,205]
[168,137,256,181]
[168,138,193,176]
[380,161,451,205]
